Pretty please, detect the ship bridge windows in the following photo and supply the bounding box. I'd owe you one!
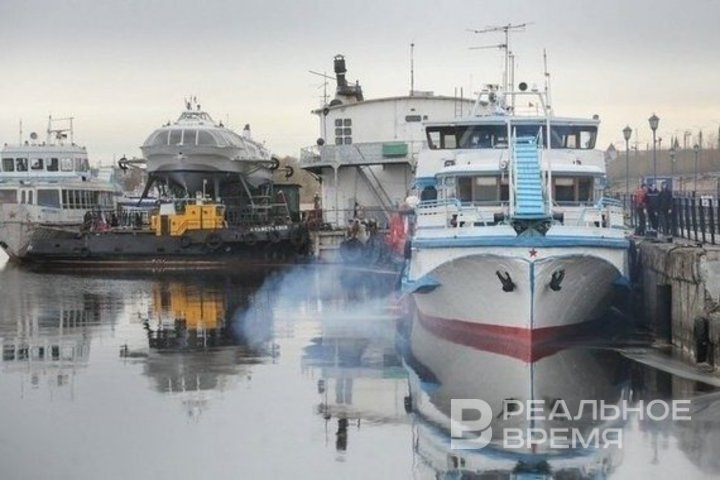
[15,158,28,172]
[197,130,215,145]
[2,158,14,172]
[47,158,59,172]
[169,129,182,145]
[182,129,197,145]
[550,126,597,150]
[145,130,169,146]
[60,158,73,172]
[553,176,595,204]
[31,158,44,170]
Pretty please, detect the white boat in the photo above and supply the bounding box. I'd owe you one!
[403,76,629,344]
[0,117,118,260]
[140,99,276,200]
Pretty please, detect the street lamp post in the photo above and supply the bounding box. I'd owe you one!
[648,113,660,186]
[623,125,632,210]
[669,146,676,185]
[693,144,700,193]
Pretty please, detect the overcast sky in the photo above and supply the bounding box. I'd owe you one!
[1,0,718,163]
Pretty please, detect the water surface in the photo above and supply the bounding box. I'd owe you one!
[0,259,718,479]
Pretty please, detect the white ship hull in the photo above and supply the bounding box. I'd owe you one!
[404,227,629,344]
[0,204,83,260]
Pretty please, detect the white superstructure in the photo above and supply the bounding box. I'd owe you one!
[300,55,474,228]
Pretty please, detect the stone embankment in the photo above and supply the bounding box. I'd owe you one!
[638,239,720,370]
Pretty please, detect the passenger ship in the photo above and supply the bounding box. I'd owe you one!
[403,81,629,344]
[0,117,117,260]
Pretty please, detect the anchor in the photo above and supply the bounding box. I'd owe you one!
[550,269,565,291]
[496,270,515,292]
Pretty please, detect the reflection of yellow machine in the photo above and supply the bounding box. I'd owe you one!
[153,284,224,330]
[150,202,226,237]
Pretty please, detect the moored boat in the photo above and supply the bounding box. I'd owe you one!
[0,117,118,260]
[403,63,630,343]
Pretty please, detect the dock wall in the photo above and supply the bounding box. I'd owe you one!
[639,240,720,369]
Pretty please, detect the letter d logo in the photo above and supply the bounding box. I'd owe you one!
[450,399,493,450]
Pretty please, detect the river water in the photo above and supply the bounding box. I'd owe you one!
[0,259,718,480]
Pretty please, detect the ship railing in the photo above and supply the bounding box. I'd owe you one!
[416,198,509,229]
[557,198,624,229]
[307,206,396,231]
[298,142,414,168]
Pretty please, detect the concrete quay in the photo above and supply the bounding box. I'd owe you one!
[637,238,720,371]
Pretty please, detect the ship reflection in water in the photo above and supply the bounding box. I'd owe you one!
[120,280,277,418]
[0,262,719,479]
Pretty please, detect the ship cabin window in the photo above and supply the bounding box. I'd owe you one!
[169,129,182,145]
[0,189,17,204]
[31,158,44,170]
[454,175,509,204]
[182,129,197,145]
[335,118,352,145]
[61,158,73,172]
[47,158,59,172]
[16,158,28,172]
[427,127,459,150]
[147,131,169,146]
[74,158,90,172]
[197,130,214,145]
[458,125,509,149]
[2,158,14,172]
[553,176,595,204]
[549,125,597,150]
[420,186,437,201]
[38,189,61,208]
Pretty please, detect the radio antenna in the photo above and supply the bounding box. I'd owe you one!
[468,22,531,93]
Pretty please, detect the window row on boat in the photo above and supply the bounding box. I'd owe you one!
[426,123,598,150]
[143,128,257,150]
[424,174,600,206]
[1,157,90,173]
[0,187,114,209]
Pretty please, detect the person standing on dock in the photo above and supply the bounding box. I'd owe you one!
[647,184,660,233]
[633,184,648,235]
[659,183,673,234]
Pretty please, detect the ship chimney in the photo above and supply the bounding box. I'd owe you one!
[331,54,364,105]
[334,55,348,88]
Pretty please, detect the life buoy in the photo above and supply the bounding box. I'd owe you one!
[179,235,192,249]
[244,232,258,246]
[205,233,223,250]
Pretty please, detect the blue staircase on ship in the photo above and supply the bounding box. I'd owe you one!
[512,136,548,220]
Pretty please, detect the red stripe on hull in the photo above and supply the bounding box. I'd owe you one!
[416,311,587,362]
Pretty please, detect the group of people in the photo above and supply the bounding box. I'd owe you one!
[633,183,673,235]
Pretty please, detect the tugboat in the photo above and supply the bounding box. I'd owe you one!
[0,104,310,270]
